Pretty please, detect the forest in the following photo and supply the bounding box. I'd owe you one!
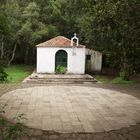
[0,0,140,81]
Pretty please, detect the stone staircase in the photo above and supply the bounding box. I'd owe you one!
[23,73,97,85]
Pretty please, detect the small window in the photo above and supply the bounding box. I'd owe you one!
[87,55,91,60]
[94,52,96,58]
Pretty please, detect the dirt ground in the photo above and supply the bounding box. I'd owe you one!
[92,83,140,99]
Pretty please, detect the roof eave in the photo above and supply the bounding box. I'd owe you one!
[36,45,86,48]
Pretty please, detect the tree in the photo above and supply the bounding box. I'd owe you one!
[19,2,45,64]
[0,2,9,82]
[0,3,9,62]
[5,1,22,66]
[77,0,140,79]
[0,0,139,78]
[19,2,58,64]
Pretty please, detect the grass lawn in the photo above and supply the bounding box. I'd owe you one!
[112,77,135,85]
[95,75,136,85]
[5,65,34,83]
[95,75,111,84]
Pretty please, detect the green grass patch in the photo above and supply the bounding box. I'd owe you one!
[112,77,135,85]
[95,75,111,83]
[5,65,34,83]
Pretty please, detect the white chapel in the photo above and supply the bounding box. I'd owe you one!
[36,34,102,74]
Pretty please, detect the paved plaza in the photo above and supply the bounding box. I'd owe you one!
[0,86,140,135]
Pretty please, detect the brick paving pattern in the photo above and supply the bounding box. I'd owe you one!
[0,86,140,132]
[0,84,140,139]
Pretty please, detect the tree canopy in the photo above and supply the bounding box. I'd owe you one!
[0,0,140,78]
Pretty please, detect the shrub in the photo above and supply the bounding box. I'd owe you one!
[0,67,8,82]
[120,71,129,80]
[56,65,67,74]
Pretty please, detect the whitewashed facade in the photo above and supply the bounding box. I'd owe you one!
[37,47,85,74]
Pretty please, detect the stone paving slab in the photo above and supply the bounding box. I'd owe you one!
[0,86,140,134]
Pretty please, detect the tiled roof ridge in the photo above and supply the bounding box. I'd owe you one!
[36,36,85,48]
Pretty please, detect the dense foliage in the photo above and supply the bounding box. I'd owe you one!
[0,0,140,78]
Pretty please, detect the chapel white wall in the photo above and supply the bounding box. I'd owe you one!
[85,49,102,72]
[37,47,85,74]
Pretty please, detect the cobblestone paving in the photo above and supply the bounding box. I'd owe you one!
[0,84,140,140]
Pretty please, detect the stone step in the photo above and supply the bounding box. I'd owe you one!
[25,78,97,84]
[23,73,97,84]
[29,78,96,81]
[30,74,94,79]
[26,81,96,84]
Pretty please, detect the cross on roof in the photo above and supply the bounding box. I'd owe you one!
[74,33,77,37]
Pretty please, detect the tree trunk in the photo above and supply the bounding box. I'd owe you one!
[24,47,29,64]
[1,42,4,59]
[8,43,17,66]
[120,49,130,80]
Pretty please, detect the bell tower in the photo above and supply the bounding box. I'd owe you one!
[71,33,79,46]
[71,33,79,55]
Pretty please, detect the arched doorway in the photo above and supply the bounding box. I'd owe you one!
[55,50,67,71]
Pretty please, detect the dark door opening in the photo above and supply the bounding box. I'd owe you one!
[85,55,91,73]
[55,50,67,70]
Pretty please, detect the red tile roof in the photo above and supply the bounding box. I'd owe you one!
[36,36,85,48]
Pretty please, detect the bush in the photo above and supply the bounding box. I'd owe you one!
[56,65,67,74]
[120,71,129,80]
[0,67,8,82]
